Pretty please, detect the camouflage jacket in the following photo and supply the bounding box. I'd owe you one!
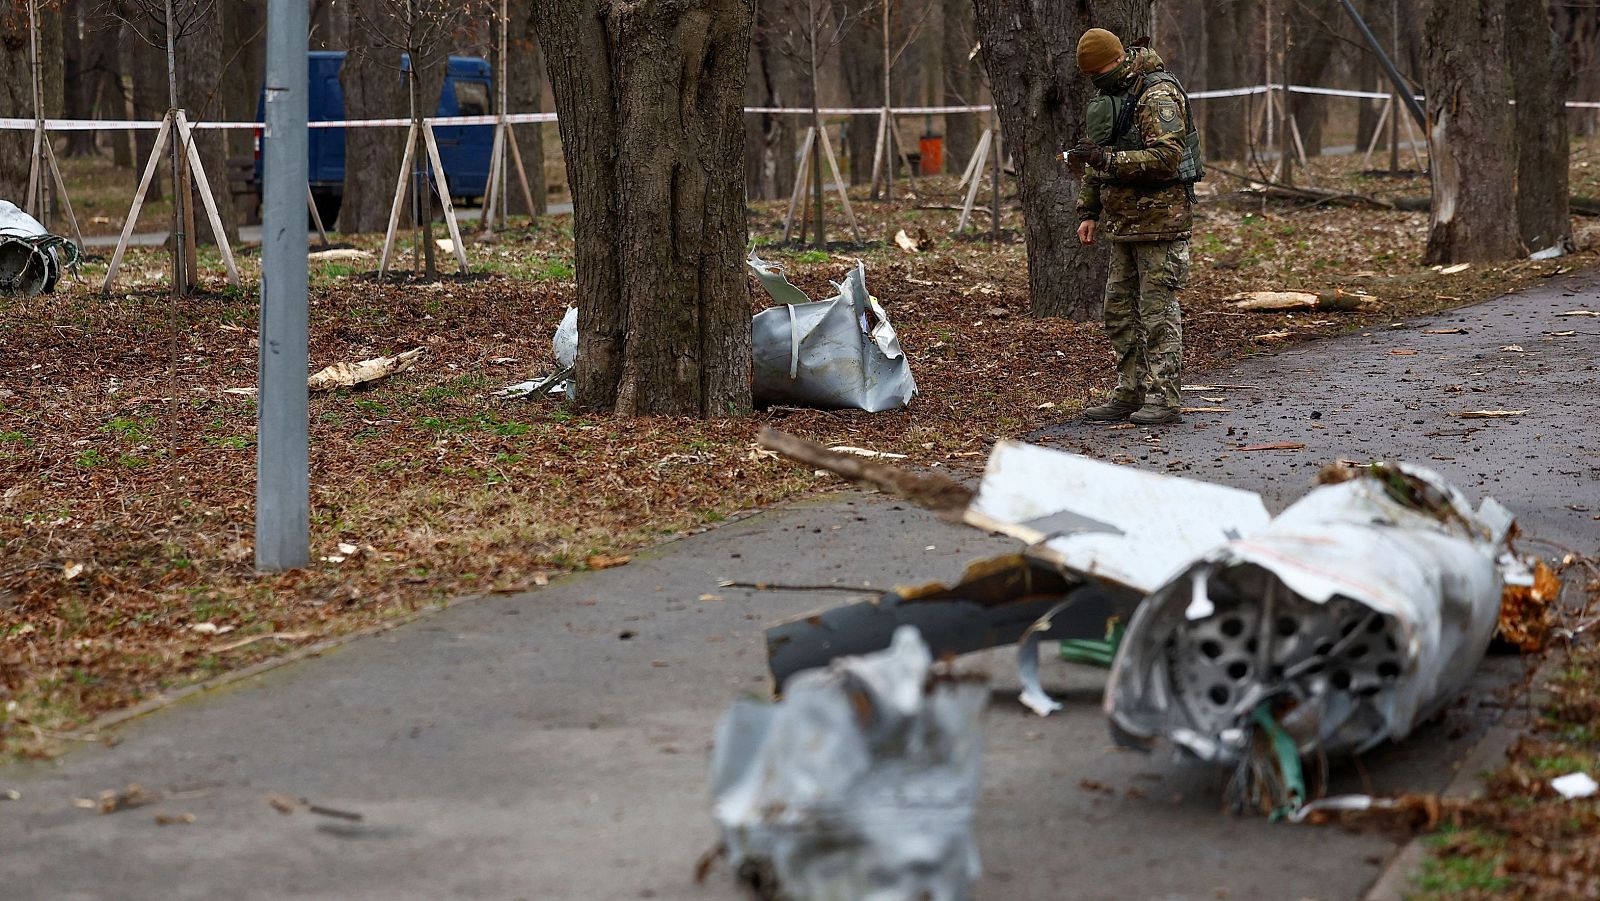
[1076,48,1194,243]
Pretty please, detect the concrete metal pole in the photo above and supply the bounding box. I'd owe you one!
[256,0,311,571]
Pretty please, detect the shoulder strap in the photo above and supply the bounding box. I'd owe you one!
[1109,74,1146,143]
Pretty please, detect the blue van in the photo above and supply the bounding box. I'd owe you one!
[255,52,495,225]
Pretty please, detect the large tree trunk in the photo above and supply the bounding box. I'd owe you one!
[973,0,1152,320]
[0,1,62,201]
[939,0,977,172]
[1200,0,1254,163]
[1287,0,1339,157]
[337,0,407,233]
[178,2,238,246]
[1508,0,1570,253]
[506,0,549,216]
[837,0,882,186]
[532,0,754,417]
[129,30,167,198]
[62,0,99,157]
[311,0,347,50]
[1423,0,1519,263]
[221,0,266,163]
[0,9,31,201]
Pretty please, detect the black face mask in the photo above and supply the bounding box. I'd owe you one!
[1092,57,1132,93]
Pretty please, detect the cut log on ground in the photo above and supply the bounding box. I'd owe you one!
[757,427,972,514]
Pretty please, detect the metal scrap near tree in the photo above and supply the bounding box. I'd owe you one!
[748,253,917,413]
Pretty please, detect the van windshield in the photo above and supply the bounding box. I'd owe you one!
[454,80,490,117]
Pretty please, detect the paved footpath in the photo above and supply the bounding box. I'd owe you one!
[4,272,1598,901]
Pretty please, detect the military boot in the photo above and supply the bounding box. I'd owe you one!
[1130,402,1181,425]
[1082,398,1143,422]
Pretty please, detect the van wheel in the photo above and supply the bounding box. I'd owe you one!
[311,192,342,230]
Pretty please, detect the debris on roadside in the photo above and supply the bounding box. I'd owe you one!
[1497,558,1561,652]
[755,430,1536,820]
[1457,409,1526,419]
[307,348,425,392]
[1,199,79,296]
[749,252,917,413]
[75,783,155,814]
[153,812,197,826]
[1551,772,1598,800]
[708,626,986,901]
[1225,290,1377,313]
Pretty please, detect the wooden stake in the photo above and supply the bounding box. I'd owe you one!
[306,184,330,247]
[782,126,816,243]
[378,122,419,278]
[1360,96,1393,169]
[103,114,173,292]
[956,128,988,190]
[421,122,470,273]
[956,129,991,233]
[505,126,538,217]
[174,111,241,286]
[42,137,84,254]
[479,122,506,234]
[868,110,888,198]
[816,123,861,243]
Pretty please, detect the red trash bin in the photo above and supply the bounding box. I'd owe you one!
[919,134,943,175]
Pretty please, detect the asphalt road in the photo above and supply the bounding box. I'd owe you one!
[3,271,1597,900]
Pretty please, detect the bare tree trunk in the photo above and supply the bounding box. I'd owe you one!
[0,1,62,199]
[1424,0,1519,263]
[178,1,238,245]
[507,0,548,215]
[62,0,100,157]
[837,0,880,186]
[311,0,347,50]
[338,0,407,233]
[1508,0,1570,253]
[1287,0,1338,156]
[130,31,167,197]
[939,0,976,171]
[221,0,265,162]
[0,11,31,200]
[973,0,1152,320]
[1201,0,1255,163]
[532,0,754,416]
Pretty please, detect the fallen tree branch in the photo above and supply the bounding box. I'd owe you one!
[757,427,973,515]
[1208,164,1395,210]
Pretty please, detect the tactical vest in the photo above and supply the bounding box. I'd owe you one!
[1088,71,1204,185]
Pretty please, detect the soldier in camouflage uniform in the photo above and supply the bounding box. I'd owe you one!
[1068,29,1197,425]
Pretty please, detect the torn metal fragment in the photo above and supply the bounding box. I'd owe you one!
[766,553,1128,691]
[712,627,986,901]
[0,200,75,296]
[748,252,917,413]
[1106,462,1512,765]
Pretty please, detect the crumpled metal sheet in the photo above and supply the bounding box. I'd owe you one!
[0,199,63,296]
[1104,463,1512,764]
[712,626,985,901]
[748,252,917,413]
[553,306,577,369]
[963,440,1273,595]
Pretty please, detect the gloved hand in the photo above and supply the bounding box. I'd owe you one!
[1065,141,1110,174]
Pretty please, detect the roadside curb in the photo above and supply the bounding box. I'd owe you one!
[60,498,812,747]
[1360,665,1540,900]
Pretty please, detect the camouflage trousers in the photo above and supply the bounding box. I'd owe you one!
[1104,238,1188,407]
